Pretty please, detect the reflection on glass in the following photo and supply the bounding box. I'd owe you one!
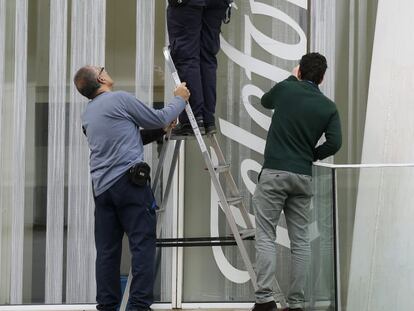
[311,166,335,310]
[181,0,310,304]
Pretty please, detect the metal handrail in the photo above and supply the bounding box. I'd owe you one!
[312,161,414,311]
[313,162,414,169]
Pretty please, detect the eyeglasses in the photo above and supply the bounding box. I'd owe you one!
[98,66,105,77]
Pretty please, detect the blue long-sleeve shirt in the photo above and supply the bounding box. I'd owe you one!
[82,90,186,196]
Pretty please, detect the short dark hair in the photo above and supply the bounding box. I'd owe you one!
[73,66,101,99]
[299,53,327,85]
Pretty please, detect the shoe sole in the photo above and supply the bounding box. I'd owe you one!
[205,130,216,135]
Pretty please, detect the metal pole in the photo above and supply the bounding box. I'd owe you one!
[332,167,342,311]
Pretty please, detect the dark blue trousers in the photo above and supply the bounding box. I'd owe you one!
[167,0,228,126]
[94,174,156,311]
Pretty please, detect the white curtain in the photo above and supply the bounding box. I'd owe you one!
[45,0,68,303]
[0,0,29,304]
[162,0,176,301]
[9,0,28,304]
[66,0,106,303]
[0,0,4,150]
[310,0,336,100]
[136,0,155,167]
[0,0,7,303]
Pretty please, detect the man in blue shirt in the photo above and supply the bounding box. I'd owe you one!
[74,65,189,311]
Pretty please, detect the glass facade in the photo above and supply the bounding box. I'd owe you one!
[180,0,308,304]
[0,0,383,309]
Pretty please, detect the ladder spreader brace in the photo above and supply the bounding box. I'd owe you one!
[119,47,287,310]
[156,235,255,248]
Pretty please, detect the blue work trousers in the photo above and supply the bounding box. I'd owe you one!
[167,0,228,126]
[94,174,156,311]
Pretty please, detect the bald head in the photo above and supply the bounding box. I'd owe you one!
[73,66,102,99]
[73,66,112,99]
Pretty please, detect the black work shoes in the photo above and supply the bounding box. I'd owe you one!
[204,123,217,135]
[251,301,304,311]
[251,301,277,311]
[171,118,205,136]
[171,118,218,137]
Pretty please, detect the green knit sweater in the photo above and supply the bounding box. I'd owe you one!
[261,76,342,176]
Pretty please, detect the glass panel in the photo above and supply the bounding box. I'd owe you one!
[45,0,67,303]
[311,165,335,310]
[335,167,358,310]
[66,0,106,303]
[1,0,31,304]
[334,166,414,310]
[182,0,308,303]
[25,0,50,303]
[105,0,172,303]
[0,0,16,303]
[105,0,137,299]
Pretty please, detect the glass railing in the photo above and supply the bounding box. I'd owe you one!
[2,161,411,310]
[313,162,414,311]
[308,164,336,310]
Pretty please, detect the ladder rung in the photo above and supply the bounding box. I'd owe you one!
[156,241,238,247]
[169,135,197,141]
[223,196,243,205]
[239,228,256,239]
[158,236,238,242]
[169,132,216,141]
[204,164,230,173]
[156,235,254,247]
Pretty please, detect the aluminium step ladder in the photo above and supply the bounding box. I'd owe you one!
[120,48,287,310]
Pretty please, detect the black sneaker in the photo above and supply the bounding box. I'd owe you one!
[251,301,277,311]
[171,118,205,137]
[204,123,217,135]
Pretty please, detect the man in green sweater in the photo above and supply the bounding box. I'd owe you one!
[252,53,342,311]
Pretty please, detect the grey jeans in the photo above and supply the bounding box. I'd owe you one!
[253,168,312,309]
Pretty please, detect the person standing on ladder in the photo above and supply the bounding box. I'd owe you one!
[252,53,342,311]
[167,0,233,136]
[73,65,190,311]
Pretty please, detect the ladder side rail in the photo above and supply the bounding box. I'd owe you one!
[202,150,258,289]
[120,269,132,311]
[120,140,182,311]
[163,47,260,292]
[156,140,182,238]
[208,123,287,308]
[163,46,258,290]
[209,135,254,230]
[163,48,208,154]
[152,133,172,193]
